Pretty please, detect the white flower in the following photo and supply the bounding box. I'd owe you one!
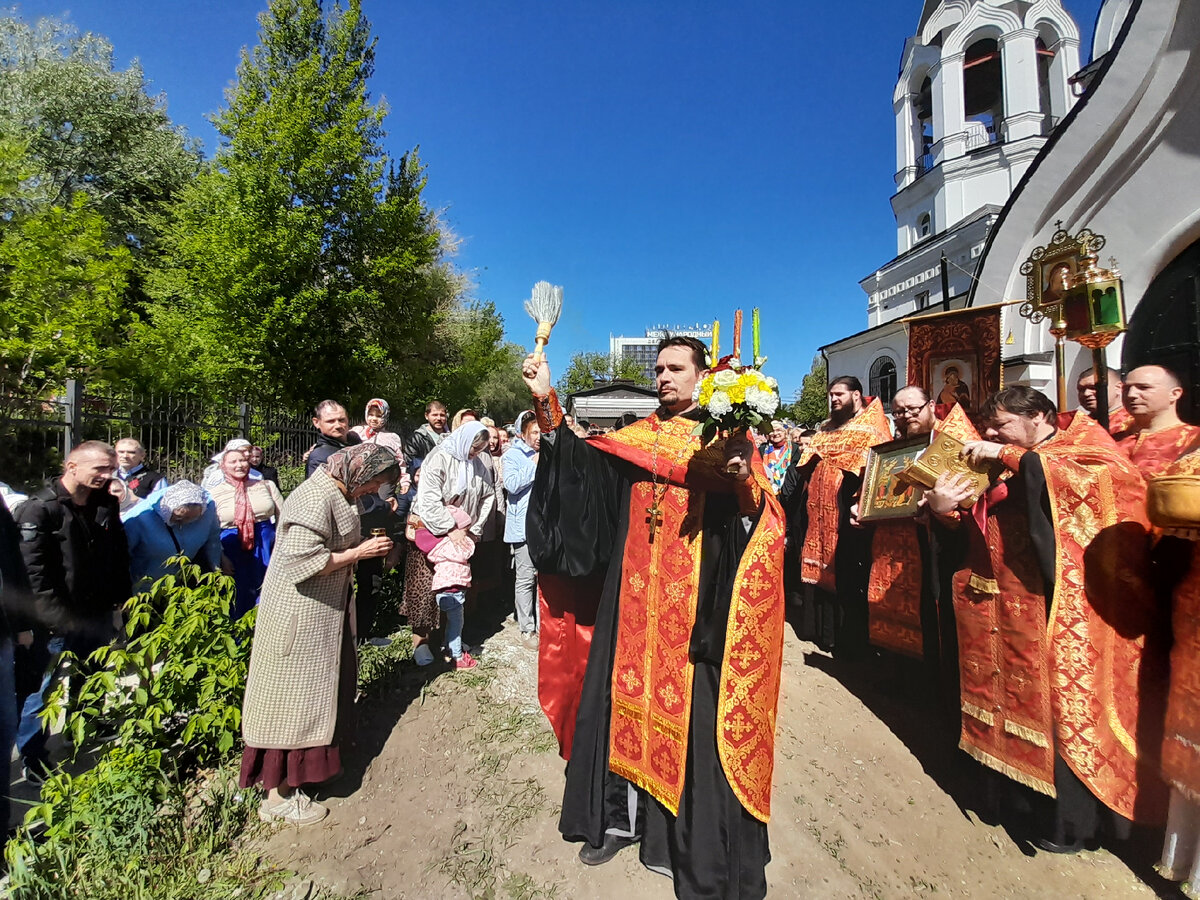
[692,384,702,402]
[746,387,779,416]
[713,369,739,388]
[765,376,778,390]
[708,391,733,418]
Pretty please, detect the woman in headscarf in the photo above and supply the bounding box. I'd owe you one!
[123,481,223,591]
[349,398,410,643]
[209,445,285,618]
[240,443,399,826]
[202,438,262,490]
[402,421,495,665]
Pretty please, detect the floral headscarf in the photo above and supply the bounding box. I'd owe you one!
[156,480,208,524]
[323,443,400,493]
[363,398,390,438]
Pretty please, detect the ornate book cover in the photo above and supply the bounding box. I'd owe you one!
[903,432,997,505]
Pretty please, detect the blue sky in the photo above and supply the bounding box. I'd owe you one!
[16,1,1103,398]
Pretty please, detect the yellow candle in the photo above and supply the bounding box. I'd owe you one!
[711,320,720,360]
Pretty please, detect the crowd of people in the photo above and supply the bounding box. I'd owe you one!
[0,395,549,832]
[1,346,1199,900]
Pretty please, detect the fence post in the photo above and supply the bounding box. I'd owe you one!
[64,379,84,455]
[238,401,251,439]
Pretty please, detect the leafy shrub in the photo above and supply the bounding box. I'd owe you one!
[46,557,255,773]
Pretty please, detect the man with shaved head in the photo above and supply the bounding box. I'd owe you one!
[1115,365,1200,476]
[14,441,131,784]
[1076,367,1130,434]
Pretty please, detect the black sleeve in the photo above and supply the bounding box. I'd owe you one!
[101,495,133,607]
[526,424,622,578]
[0,503,32,635]
[305,446,326,479]
[779,456,816,556]
[1019,452,1057,606]
[14,498,64,608]
[403,431,432,463]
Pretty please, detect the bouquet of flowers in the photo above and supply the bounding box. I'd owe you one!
[692,309,779,444]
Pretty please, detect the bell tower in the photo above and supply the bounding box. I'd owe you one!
[890,1,1081,258]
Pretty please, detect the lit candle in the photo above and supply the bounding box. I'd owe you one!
[711,320,720,361]
[733,309,743,360]
[752,308,760,363]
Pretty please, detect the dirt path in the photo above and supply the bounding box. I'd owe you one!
[259,621,1177,899]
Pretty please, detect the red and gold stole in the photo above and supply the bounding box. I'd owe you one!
[1108,406,1133,435]
[798,399,892,591]
[589,414,787,822]
[958,413,1168,822]
[1114,422,1200,478]
[868,406,979,657]
[1159,451,1200,801]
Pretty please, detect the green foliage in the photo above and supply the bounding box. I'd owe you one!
[0,149,132,403]
[46,559,255,771]
[790,355,829,427]
[139,0,496,412]
[473,342,531,425]
[0,15,200,249]
[6,753,287,900]
[557,351,651,396]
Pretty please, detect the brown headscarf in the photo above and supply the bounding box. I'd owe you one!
[221,449,256,551]
[323,443,400,494]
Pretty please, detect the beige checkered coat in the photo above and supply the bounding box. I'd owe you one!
[241,469,361,749]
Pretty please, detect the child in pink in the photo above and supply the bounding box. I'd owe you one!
[414,505,477,669]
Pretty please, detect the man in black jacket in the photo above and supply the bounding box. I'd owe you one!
[305,400,362,478]
[0,497,34,826]
[15,440,131,783]
[402,400,448,464]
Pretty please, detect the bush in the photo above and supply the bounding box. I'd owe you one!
[46,558,255,773]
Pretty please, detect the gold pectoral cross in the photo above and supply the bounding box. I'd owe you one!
[646,502,664,543]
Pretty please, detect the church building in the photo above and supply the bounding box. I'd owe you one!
[822,0,1082,404]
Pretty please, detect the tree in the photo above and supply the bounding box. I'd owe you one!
[790,355,828,427]
[474,342,533,425]
[0,16,200,258]
[557,352,651,396]
[0,137,132,417]
[140,0,492,412]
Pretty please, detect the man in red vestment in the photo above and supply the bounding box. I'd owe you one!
[522,336,787,899]
[926,386,1167,852]
[780,376,891,658]
[1076,366,1131,434]
[1114,364,1200,477]
[865,388,969,709]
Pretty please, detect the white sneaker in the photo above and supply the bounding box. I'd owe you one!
[260,789,328,826]
[413,643,435,666]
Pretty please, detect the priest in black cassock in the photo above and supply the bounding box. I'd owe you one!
[522,335,787,900]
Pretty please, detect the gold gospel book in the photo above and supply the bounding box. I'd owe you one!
[903,432,997,505]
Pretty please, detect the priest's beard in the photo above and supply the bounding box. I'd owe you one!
[828,404,858,428]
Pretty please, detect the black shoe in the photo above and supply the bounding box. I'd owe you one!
[1035,836,1084,854]
[578,833,637,866]
[21,756,52,787]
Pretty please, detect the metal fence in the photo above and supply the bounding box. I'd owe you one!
[1,381,316,491]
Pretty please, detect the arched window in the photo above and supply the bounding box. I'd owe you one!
[869,356,898,405]
[918,212,932,239]
[963,38,1003,147]
[915,76,934,173]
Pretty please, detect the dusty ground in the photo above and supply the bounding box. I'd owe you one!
[259,616,1181,899]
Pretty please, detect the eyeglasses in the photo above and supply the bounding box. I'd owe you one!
[892,402,930,417]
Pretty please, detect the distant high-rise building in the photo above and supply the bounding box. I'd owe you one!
[610,323,714,384]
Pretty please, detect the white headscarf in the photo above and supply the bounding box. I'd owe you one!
[441,421,488,495]
[201,438,262,489]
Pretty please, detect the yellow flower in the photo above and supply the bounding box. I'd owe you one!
[700,383,714,405]
[728,384,746,404]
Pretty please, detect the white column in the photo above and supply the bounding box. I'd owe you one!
[895,93,916,188]
[1047,36,1081,121]
[1000,29,1043,141]
[931,54,967,164]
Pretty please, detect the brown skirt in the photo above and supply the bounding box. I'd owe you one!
[239,608,358,792]
[398,541,438,631]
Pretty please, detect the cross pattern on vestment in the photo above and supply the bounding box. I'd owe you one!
[646,502,664,543]
[725,711,755,742]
